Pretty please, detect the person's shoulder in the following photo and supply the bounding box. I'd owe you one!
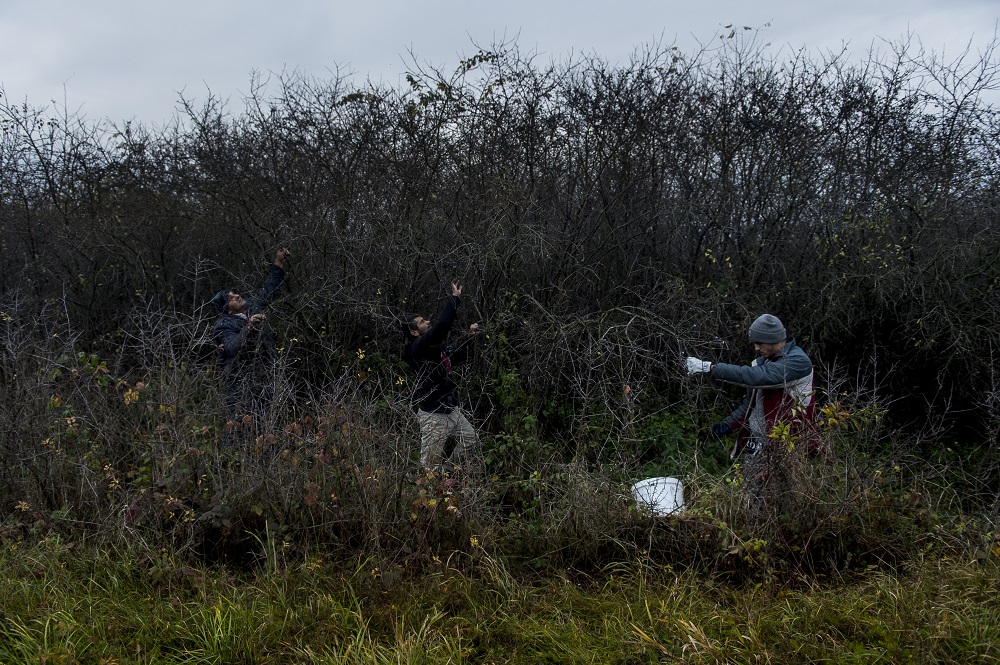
[783,339,813,364]
[785,337,809,354]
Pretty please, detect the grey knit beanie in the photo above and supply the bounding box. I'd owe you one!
[748,314,786,343]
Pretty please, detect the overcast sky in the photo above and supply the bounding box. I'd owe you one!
[1,0,997,127]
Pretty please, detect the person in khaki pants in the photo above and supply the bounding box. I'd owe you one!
[402,281,480,471]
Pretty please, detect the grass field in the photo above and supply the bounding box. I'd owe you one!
[1,535,997,664]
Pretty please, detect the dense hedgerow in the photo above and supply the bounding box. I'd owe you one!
[1,306,993,581]
[2,34,1000,456]
[2,34,999,583]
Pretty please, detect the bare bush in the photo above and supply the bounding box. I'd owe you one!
[1,34,999,571]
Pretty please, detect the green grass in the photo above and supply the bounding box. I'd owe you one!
[0,537,998,664]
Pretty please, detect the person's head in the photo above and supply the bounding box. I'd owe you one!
[211,289,247,315]
[748,313,787,358]
[402,315,431,340]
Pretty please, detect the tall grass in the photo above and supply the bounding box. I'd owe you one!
[0,537,997,663]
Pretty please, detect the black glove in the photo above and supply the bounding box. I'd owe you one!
[710,421,733,438]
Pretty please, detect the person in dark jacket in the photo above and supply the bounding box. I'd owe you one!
[402,280,480,471]
[210,248,290,431]
[684,313,816,463]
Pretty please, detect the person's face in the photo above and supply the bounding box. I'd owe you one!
[226,291,247,314]
[754,340,785,358]
[411,316,431,336]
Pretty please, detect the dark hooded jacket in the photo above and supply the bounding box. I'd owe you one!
[212,263,285,374]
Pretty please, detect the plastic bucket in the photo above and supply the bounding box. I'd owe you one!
[630,476,684,516]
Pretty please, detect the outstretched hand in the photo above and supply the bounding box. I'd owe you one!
[468,323,480,336]
[685,356,712,376]
[274,247,291,267]
[451,280,463,297]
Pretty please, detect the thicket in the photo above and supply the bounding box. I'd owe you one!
[1,33,999,575]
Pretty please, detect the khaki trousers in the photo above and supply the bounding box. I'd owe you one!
[417,408,479,470]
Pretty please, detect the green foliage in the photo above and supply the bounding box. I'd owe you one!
[631,410,733,476]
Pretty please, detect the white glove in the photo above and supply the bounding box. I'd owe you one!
[685,357,712,376]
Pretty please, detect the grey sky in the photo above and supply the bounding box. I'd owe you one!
[1,0,997,126]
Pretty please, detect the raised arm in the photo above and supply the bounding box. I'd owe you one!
[709,351,812,389]
[415,281,463,348]
[448,322,480,366]
[254,248,290,305]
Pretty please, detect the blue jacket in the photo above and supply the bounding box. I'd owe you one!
[710,337,816,456]
[213,264,285,373]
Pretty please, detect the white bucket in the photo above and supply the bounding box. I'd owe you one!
[630,476,684,516]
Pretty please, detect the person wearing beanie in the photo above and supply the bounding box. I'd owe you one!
[402,280,481,472]
[684,313,815,463]
[211,247,290,439]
